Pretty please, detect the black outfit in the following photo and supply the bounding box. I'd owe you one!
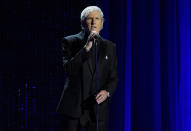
[56,31,118,131]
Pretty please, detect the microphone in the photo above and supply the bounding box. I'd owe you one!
[90,31,100,40]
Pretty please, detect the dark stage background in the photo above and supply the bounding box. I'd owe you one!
[0,0,191,131]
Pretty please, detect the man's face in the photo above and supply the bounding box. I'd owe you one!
[82,11,103,34]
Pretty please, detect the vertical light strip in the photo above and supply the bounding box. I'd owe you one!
[185,0,191,130]
[124,0,132,130]
[178,0,191,130]
[152,0,161,130]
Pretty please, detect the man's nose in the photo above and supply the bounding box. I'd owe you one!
[91,19,95,25]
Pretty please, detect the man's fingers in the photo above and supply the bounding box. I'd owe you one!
[96,96,105,104]
[96,93,102,99]
[96,93,102,104]
[95,90,108,104]
[88,32,97,41]
[97,99,104,104]
[96,95,103,101]
[96,94,107,104]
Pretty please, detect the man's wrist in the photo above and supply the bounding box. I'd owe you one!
[107,91,110,97]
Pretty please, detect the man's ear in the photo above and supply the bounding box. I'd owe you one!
[102,18,105,23]
[101,18,104,25]
[101,18,104,29]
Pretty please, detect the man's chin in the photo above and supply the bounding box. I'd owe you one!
[84,29,99,34]
[90,30,100,34]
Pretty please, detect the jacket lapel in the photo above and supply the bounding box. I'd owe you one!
[97,38,106,66]
[91,38,106,78]
[87,58,94,75]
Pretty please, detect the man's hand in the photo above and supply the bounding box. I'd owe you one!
[84,31,98,52]
[84,41,93,52]
[96,90,109,104]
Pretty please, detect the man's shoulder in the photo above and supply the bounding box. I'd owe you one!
[101,38,116,48]
[62,32,82,43]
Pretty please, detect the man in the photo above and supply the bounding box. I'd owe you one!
[56,6,118,131]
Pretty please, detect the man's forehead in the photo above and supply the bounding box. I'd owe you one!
[87,11,101,17]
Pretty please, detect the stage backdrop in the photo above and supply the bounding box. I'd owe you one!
[0,0,190,131]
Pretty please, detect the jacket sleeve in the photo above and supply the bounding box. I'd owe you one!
[104,45,118,97]
[61,37,90,76]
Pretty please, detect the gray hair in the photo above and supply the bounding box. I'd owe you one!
[80,6,104,22]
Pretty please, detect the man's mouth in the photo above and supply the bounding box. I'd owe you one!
[91,26,96,29]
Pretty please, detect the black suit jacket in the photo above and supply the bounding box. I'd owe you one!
[56,31,118,118]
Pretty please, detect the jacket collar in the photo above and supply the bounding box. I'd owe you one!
[77,30,103,44]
